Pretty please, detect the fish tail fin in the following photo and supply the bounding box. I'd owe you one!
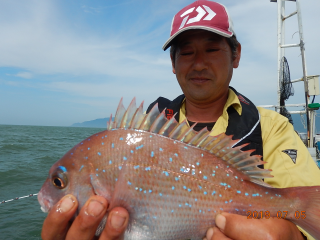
[289,186,320,239]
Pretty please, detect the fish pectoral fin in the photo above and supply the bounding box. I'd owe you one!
[90,174,112,201]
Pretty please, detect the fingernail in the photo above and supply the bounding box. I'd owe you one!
[215,214,226,231]
[110,211,126,229]
[86,200,105,217]
[57,195,75,213]
[206,227,214,240]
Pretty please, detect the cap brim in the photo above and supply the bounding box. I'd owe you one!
[162,26,233,51]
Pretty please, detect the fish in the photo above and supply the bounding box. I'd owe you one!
[38,98,320,240]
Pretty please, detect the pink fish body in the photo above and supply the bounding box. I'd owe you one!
[38,98,320,240]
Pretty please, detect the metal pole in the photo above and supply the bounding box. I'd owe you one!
[277,0,285,113]
[296,0,312,147]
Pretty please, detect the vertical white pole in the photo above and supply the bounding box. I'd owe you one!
[296,0,312,147]
[277,0,285,112]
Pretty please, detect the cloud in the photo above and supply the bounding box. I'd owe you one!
[14,72,33,79]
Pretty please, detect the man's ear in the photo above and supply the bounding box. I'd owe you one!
[170,54,176,74]
[233,43,241,69]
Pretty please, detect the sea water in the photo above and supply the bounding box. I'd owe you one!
[0,125,105,240]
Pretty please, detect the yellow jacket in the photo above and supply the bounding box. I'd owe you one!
[179,89,320,239]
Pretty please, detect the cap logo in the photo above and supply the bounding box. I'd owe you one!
[179,5,216,30]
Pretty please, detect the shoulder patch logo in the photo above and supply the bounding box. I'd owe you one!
[282,149,298,164]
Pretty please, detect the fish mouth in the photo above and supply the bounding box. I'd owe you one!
[37,191,52,213]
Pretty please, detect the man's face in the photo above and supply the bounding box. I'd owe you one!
[171,30,241,105]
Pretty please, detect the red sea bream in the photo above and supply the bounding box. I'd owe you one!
[38,98,320,240]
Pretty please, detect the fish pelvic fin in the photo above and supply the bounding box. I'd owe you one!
[287,186,320,239]
[109,98,272,180]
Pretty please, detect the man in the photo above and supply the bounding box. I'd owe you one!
[41,1,320,239]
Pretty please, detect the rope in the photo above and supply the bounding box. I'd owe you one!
[0,193,38,204]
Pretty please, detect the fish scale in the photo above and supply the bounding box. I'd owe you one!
[38,98,320,240]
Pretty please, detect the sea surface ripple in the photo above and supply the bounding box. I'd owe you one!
[0,125,104,240]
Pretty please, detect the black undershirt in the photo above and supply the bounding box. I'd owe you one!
[187,120,216,132]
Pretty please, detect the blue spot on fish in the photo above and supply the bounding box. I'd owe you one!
[105,135,107,138]
[85,157,88,160]
[172,186,175,190]
[88,148,90,150]
[183,186,187,189]
[149,189,152,193]
[226,174,229,177]
[169,158,173,162]
[112,143,114,148]
[120,137,123,140]
[102,136,104,139]
[79,165,84,172]
[159,148,163,151]
[71,153,73,155]
[109,160,112,164]
[144,190,146,193]
[204,191,207,195]
[179,204,182,207]
[198,185,202,190]
[96,174,98,176]
[98,152,101,156]
[171,210,174,213]
[151,151,154,157]
[127,181,131,185]
[175,177,179,181]
[58,166,67,172]
[123,157,127,160]
[212,191,216,195]
[174,153,178,157]
[228,185,231,188]
[184,146,188,149]
[101,142,104,145]
[119,166,122,170]
[245,193,249,196]
[163,171,169,176]
[265,192,268,194]
[201,154,204,157]
[212,174,215,177]
[134,165,139,169]
[237,191,241,194]
[150,135,152,138]
[159,193,162,196]
[203,176,207,180]
[219,194,222,197]
[225,201,228,204]
[96,168,98,171]
[199,210,202,213]
[229,199,233,203]
[136,145,144,150]
[188,189,191,192]
[103,170,105,172]
[196,162,200,166]
[145,167,151,171]
[130,150,134,153]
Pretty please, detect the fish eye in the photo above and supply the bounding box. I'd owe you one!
[52,177,65,189]
[51,167,68,189]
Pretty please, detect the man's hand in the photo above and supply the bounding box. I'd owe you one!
[41,194,129,240]
[204,213,305,240]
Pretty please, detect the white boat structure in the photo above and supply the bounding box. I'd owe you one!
[258,0,320,164]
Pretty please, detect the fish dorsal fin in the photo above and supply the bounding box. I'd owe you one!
[129,101,144,129]
[138,103,160,131]
[107,98,273,180]
[113,98,126,129]
[120,98,137,129]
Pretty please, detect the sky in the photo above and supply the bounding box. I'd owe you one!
[0,0,319,126]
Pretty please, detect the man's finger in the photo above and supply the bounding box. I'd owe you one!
[41,194,78,240]
[99,207,129,240]
[215,213,305,240]
[207,227,233,240]
[65,195,108,240]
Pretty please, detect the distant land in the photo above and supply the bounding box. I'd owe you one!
[71,117,111,128]
[71,110,320,134]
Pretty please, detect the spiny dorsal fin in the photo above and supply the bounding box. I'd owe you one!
[107,98,273,181]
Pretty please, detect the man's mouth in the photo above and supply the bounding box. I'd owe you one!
[190,78,210,83]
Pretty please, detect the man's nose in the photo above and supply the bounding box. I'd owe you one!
[192,51,207,71]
